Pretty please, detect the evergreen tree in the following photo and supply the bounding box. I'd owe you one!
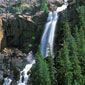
[56,22,84,85]
[64,22,84,85]
[41,0,48,12]
[31,51,51,85]
[58,41,73,85]
[46,55,55,85]
[78,6,85,28]
[75,27,85,62]
[55,22,73,85]
[76,4,85,83]
[72,26,85,85]
[78,28,85,83]
[66,22,84,85]
[69,36,84,85]
[38,0,48,12]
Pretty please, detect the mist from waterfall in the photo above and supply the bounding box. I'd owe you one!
[40,0,68,58]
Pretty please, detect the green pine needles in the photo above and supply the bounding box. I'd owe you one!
[40,0,48,12]
[30,0,85,85]
[31,52,51,85]
[56,22,84,85]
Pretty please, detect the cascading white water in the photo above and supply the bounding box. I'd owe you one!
[17,51,35,85]
[3,51,35,85]
[2,51,35,85]
[3,77,12,85]
[3,0,68,85]
[40,12,53,57]
[40,0,68,58]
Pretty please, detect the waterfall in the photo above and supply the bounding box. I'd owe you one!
[17,51,35,85]
[40,12,53,57]
[40,0,68,58]
[3,51,35,85]
[3,77,12,85]
[3,0,68,84]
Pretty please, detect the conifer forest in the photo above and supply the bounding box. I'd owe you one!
[0,0,85,85]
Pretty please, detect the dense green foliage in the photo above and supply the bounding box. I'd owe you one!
[1,0,85,85]
[30,1,85,85]
[46,56,56,85]
[58,41,73,85]
[31,52,51,85]
[55,1,85,85]
[37,0,48,12]
[40,0,48,12]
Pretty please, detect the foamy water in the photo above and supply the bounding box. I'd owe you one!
[3,0,68,85]
[40,0,68,58]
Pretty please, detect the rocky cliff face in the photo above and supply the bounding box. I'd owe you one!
[1,12,47,53]
[0,0,77,52]
[0,17,6,51]
[0,12,47,83]
[48,0,64,4]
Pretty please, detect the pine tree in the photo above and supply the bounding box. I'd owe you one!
[31,51,51,85]
[78,28,85,83]
[64,22,84,85]
[73,26,79,44]
[56,22,84,85]
[58,41,73,85]
[78,6,85,28]
[75,3,85,84]
[55,22,73,85]
[72,26,85,85]
[46,55,55,85]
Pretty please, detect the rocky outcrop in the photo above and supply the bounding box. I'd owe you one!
[0,48,27,83]
[48,0,64,4]
[2,15,35,52]
[0,17,6,51]
[1,12,47,53]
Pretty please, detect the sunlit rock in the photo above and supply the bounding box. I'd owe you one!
[0,17,6,50]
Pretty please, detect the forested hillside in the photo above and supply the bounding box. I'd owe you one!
[0,0,85,85]
[31,0,85,85]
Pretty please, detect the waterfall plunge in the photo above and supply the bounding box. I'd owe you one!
[17,51,35,85]
[3,51,35,85]
[40,0,68,58]
[16,0,68,84]
[3,0,68,85]
[3,77,12,85]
